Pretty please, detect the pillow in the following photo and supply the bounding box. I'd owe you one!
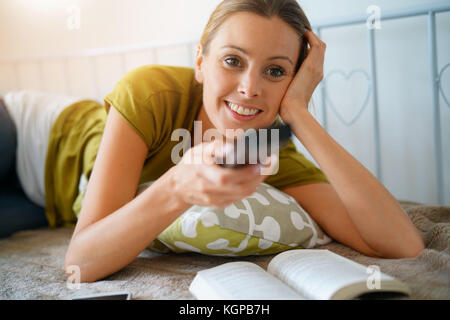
[136,182,332,256]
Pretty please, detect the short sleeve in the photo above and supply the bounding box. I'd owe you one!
[264,139,330,190]
[103,67,180,151]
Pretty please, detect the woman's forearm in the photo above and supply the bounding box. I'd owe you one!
[64,166,191,283]
[286,108,424,257]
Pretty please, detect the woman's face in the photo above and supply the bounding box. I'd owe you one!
[195,11,301,138]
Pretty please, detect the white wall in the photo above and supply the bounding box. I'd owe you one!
[0,0,449,205]
[0,0,219,58]
[0,0,221,97]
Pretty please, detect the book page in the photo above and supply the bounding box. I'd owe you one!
[267,249,401,300]
[189,261,305,300]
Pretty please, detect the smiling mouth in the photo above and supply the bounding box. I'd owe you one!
[225,101,262,116]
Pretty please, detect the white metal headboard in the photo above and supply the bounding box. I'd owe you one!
[312,3,450,205]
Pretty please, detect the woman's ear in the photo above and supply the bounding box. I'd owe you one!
[195,44,204,84]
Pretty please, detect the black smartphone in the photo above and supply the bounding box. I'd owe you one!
[71,291,132,300]
[217,122,292,169]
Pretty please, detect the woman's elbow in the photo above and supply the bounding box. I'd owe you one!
[401,239,425,258]
[64,260,104,283]
[64,248,99,283]
[399,229,426,258]
[64,257,92,284]
[385,237,426,259]
[364,234,425,259]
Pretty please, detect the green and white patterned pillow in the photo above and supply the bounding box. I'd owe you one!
[136,182,332,256]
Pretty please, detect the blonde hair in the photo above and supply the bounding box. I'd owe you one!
[199,0,312,73]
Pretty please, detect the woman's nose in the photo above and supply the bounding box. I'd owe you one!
[237,69,262,98]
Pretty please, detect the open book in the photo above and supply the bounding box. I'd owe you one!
[189,249,411,300]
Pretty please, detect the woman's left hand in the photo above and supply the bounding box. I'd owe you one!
[279,31,327,124]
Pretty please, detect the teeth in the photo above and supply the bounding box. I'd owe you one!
[227,101,260,116]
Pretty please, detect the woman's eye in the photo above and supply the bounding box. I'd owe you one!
[266,67,286,78]
[224,58,286,79]
[224,57,241,67]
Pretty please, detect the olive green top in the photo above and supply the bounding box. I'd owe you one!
[44,64,329,228]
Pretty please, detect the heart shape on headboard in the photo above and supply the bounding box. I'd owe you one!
[439,63,450,109]
[324,69,372,126]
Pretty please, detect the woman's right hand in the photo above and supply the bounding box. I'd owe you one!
[169,140,278,209]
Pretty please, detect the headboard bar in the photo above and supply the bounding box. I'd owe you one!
[428,12,445,205]
[0,37,200,64]
[312,2,450,30]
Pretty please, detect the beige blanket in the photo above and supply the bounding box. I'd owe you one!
[0,201,449,300]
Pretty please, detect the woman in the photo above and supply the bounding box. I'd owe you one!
[2,0,424,283]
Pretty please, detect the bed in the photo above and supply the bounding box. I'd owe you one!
[0,3,449,300]
[0,201,448,299]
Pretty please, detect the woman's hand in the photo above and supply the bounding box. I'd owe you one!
[169,140,278,209]
[279,31,327,124]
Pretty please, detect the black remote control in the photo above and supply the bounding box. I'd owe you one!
[217,123,292,169]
